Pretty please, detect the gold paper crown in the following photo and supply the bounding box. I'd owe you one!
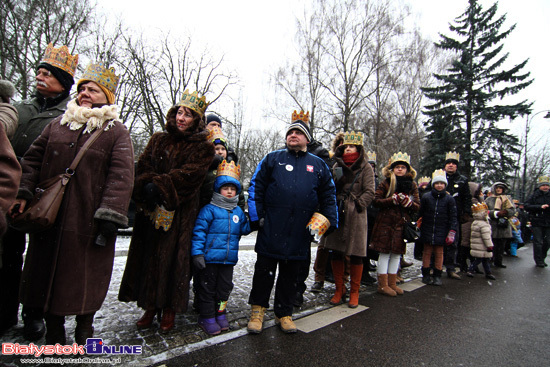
[389,152,410,166]
[367,151,376,163]
[418,176,431,185]
[432,169,446,180]
[538,175,550,185]
[217,160,241,180]
[291,110,310,123]
[445,151,460,162]
[472,202,488,213]
[343,131,363,146]
[306,212,330,237]
[207,126,225,142]
[40,43,79,76]
[80,63,119,94]
[179,90,209,117]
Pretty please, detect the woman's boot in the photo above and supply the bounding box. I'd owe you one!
[136,309,159,329]
[160,308,175,332]
[45,313,66,345]
[75,313,95,345]
[329,260,346,305]
[421,267,433,285]
[377,274,396,297]
[348,264,363,308]
[388,273,404,295]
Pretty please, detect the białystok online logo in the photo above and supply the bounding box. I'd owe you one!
[2,339,142,356]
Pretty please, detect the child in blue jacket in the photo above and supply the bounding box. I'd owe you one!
[191,161,251,335]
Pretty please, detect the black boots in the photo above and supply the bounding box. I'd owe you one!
[75,313,95,345]
[22,308,45,341]
[421,267,433,285]
[45,314,66,345]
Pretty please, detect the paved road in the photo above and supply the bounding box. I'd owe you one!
[153,245,550,367]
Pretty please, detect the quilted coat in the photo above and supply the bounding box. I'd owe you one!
[470,211,494,258]
[418,188,458,246]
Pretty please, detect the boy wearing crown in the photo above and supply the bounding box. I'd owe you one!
[524,176,550,267]
[191,160,251,335]
[466,203,496,279]
[418,170,458,285]
[246,110,337,334]
[1,44,79,340]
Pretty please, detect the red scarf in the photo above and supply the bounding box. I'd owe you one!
[342,152,359,167]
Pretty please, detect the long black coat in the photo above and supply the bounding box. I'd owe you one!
[418,188,458,246]
[524,189,550,227]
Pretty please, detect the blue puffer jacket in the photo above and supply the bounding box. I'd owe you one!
[191,176,251,265]
[418,188,458,246]
[248,148,337,260]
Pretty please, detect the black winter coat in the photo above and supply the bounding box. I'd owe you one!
[446,171,472,222]
[418,188,458,246]
[524,189,550,227]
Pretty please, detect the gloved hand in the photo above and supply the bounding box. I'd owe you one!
[324,226,336,237]
[193,255,206,270]
[250,217,264,232]
[98,220,118,237]
[445,230,456,245]
[143,183,161,211]
[392,193,400,206]
[486,246,494,252]
[497,210,507,218]
[400,195,413,208]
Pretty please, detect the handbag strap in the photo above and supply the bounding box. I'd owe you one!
[343,169,362,198]
[67,123,109,172]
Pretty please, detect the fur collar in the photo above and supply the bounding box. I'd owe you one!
[60,99,118,133]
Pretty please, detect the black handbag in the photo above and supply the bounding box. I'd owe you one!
[399,206,420,243]
[497,217,509,228]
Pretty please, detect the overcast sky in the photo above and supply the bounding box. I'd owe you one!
[98,0,549,143]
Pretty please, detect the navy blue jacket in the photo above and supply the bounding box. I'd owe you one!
[418,188,458,246]
[248,148,337,260]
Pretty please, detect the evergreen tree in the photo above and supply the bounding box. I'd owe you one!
[420,0,532,184]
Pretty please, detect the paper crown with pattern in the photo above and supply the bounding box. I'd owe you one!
[306,212,330,237]
[216,160,241,180]
[178,89,209,117]
[537,175,550,187]
[80,63,119,94]
[389,152,410,166]
[418,176,431,185]
[207,126,225,143]
[445,151,460,162]
[432,169,446,180]
[40,43,79,76]
[291,110,309,123]
[343,131,363,146]
[472,202,488,213]
[367,151,376,163]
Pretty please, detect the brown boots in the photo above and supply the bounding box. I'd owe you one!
[377,274,396,296]
[388,274,404,295]
[329,260,347,305]
[247,305,266,334]
[348,264,363,308]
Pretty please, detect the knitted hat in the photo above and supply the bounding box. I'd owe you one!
[37,63,75,94]
[431,169,448,186]
[206,114,222,128]
[287,110,312,142]
[537,175,550,187]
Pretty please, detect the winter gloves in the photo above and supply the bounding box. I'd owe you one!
[250,217,264,232]
[445,230,456,246]
[392,193,400,206]
[486,246,494,252]
[496,210,508,218]
[193,255,206,270]
[143,182,162,211]
[98,220,118,237]
[393,193,413,208]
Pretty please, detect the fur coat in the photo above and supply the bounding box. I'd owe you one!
[118,106,214,312]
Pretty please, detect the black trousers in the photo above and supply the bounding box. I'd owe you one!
[492,238,507,266]
[248,254,301,318]
[296,250,311,296]
[0,227,26,328]
[195,263,234,319]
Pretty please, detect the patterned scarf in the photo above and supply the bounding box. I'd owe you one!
[60,99,118,133]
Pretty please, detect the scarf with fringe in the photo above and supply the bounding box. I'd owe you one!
[60,99,118,133]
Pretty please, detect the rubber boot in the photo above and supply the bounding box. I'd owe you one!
[421,267,433,285]
[377,274,396,296]
[75,313,95,346]
[388,273,404,295]
[329,260,346,305]
[45,313,66,345]
[348,264,363,308]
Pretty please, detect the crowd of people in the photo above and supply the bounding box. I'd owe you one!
[1,43,549,343]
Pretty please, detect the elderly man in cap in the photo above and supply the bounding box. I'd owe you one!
[0,44,78,339]
[246,110,337,334]
[524,176,550,268]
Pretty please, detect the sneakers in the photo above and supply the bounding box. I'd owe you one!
[247,305,266,334]
[198,317,221,335]
[310,281,324,293]
[215,314,229,331]
[275,316,297,334]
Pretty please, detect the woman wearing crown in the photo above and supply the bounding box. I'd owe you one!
[369,152,420,296]
[320,131,375,308]
[118,90,214,332]
[11,63,135,344]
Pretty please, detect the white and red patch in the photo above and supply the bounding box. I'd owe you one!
[306,165,314,172]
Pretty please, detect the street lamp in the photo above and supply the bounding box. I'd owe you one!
[521,109,550,202]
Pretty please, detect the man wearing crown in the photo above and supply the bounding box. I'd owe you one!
[0,44,78,340]
[246,111,337,334]
[440,151,472,280]
[524,176,550,267]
